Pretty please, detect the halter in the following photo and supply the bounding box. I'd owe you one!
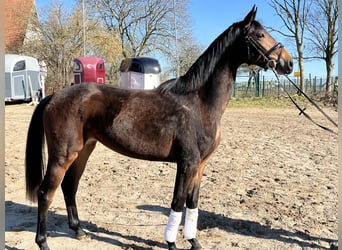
[245,30,284,70]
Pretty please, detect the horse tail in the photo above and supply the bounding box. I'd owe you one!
[25,95,53,202]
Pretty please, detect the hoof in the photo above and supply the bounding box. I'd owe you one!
[188,238,202,250]
[39,242,50,250]
[76,230,91,241]
[167,241,178,250]
[37,237,50,250]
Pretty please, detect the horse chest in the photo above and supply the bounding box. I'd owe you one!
[194,120,221,159]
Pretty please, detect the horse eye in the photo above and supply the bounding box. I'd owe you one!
[256,33,265,39]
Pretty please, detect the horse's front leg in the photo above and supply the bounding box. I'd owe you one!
[164,160,204,250]
[183,161,207,250]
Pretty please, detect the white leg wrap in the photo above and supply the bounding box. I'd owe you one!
[164,209,182,243]
[184,208,198,240]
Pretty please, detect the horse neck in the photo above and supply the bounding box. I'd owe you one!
[198,51,240,118]
[190,25,244,116]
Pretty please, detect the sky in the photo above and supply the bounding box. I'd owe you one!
[188,0,337,78]
[34,0,337,78]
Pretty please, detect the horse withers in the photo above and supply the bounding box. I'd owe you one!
[25,6,293,250]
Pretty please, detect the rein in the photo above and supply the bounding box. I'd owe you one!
[271,68,338,135]
[244,30,337,135]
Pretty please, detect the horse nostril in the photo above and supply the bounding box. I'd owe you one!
[288,60,293,70]
[286,59,294,74]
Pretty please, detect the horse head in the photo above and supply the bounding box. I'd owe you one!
[241,6,293,75]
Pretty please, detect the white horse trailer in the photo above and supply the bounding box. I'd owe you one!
[5,54,41,102]
[119,57,161,89]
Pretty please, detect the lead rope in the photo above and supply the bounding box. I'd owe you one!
[271,68,338,135]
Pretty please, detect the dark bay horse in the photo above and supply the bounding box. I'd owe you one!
[25,6,293,250]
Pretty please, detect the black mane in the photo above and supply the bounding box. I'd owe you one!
[158,21,245,95]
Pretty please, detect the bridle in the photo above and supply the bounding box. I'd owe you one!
[245,29,284,70]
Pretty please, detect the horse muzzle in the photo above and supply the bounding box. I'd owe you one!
[275,57,293,75]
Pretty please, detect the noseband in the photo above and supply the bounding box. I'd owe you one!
[245,31,284,70]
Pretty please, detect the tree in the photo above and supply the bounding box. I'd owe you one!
[306,0,338,98]
[22,1,122,90]
[85,24,122,83]
[86,0,190,60]
[23,2,90,91]
[269,0,312,92]
[168,34,204,77]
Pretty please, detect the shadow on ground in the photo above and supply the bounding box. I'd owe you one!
[5,201,337,250]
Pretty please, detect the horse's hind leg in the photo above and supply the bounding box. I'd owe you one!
[61,139,97,239]
[36,154,78,250]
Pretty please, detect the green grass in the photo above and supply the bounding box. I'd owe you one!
[227,96,311,108]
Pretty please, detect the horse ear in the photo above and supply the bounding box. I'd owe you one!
[242,5,257,28]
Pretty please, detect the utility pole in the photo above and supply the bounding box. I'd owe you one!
[173,0,179,78]
[82,0,86,56]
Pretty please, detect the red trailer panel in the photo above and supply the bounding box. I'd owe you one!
[73,56,105,84]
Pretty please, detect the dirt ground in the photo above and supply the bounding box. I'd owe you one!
[5,103,338,250]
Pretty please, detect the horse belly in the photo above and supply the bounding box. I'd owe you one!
[103,115,174,160]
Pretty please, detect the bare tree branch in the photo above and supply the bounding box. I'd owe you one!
[306,0,338,97]
[269,0,312,92]
[87,0,190,61]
